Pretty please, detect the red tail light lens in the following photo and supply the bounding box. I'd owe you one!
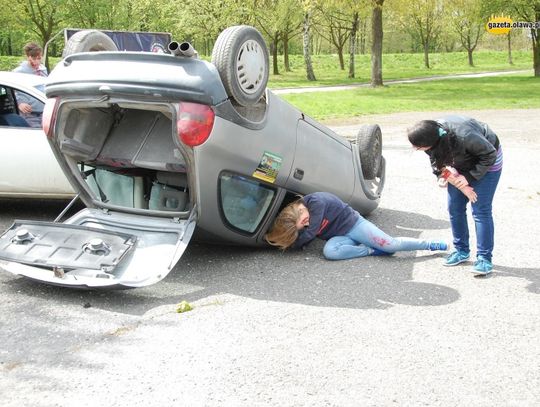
[42,97,59,139]
[176,102,215,146]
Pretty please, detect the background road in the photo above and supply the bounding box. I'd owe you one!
[1,109,539,407]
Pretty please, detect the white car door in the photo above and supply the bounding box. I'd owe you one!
[0,84,72,198]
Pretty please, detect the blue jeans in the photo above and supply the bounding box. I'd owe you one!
[323,215,432,260]
[447,169,501,261]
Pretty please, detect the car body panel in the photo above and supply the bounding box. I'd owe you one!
[286,119,355,201]
[46,52,228,106]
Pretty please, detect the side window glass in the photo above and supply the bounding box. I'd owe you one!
[219,173,276,234]
[0,86,28,128]
[13,89,44,128]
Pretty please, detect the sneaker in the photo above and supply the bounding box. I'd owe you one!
[443,250,470,267]
[472,256,493,275]
[429,241,448,251]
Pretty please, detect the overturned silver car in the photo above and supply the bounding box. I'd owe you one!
[0,26,385,289]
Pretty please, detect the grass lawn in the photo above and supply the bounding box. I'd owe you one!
[280,74,540,121]
[267,50,532,88]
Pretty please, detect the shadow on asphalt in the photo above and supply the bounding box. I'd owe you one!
[3,206,537,316]
[3,208,455,314]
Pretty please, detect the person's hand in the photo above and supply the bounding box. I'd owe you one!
[460,186,477,203]
[447,174,468,189]
[18,103,32,114]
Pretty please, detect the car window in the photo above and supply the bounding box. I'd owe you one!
[219,173,276,233]
[13,88,44,128]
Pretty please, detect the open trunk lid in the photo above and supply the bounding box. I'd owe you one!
[0,208,196,288]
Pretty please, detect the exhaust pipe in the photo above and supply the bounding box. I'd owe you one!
[168,41,199,58]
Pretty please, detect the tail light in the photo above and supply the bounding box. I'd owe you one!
[176,102,215,146]
[42,97,59,139]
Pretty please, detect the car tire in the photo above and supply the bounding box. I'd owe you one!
[211,25,269,106]
[62,30,118,57]
[356,124,382,180]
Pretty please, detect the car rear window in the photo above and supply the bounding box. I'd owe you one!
[219,173,276,234]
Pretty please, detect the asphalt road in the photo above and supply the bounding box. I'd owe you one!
[1,109,539,407]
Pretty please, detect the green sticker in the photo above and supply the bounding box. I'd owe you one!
[252,151,283,183]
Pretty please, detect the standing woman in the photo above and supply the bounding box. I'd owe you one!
[407,115,503,275]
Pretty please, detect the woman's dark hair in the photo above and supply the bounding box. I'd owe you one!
[407,120,456,170]
[407,120,440,148]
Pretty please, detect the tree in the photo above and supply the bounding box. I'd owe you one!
[393,0,443,68]
[14,0,67,69]
[512,1,540,76]
[297,0,317,80]
[313,1,370,78]
[315,4,351,70]
[167,0,253,54]
[253,0,302,75]
[448,0,484,66]
[484,0,540,76]
[302,9,317,80]
[371,0,384,86]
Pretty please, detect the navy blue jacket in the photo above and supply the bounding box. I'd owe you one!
[294,192,359,249]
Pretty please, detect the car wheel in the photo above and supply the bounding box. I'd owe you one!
[211,25,269,106]
[62,30,118,57]
[356,124,382,180]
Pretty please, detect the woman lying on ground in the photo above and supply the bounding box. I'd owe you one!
[265,191,447,259]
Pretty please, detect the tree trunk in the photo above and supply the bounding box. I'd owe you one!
[303,12,316,81]
[272,32,280,75]
[283,32,291,72]
[371,0,384,87]
[349,12,359,79]
[423,42,430,69]
[467,48,474,67]
[272,42,279,75]
[533,35,540,76]
[360,18,367,54]
[507,32,513,65]
[534,8,540,76]
[338,48,345,70]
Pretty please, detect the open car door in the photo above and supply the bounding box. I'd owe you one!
[0,207,196,289]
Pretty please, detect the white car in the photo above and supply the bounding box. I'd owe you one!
[0,71,73,198]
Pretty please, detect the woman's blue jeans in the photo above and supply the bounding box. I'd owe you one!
[447,169,501,261]
[323,215,432,260]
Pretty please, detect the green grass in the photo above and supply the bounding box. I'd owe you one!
[267,50,532,88]
[280,74,540,121]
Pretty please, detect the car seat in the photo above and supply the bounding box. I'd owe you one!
[0,113,31,127]
[149,172,188,211]
[0,92,30,127]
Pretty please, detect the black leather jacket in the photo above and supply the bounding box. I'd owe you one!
[426,115,500,183]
